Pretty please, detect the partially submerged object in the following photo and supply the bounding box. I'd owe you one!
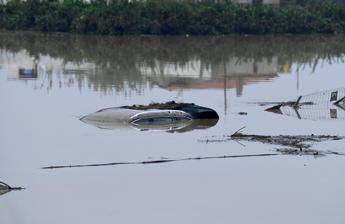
[80,108,141,130]
[201,132,343,149]
[199,128,345,157]
[80,101,218,132]
[0,182,11,196]
[276,148,345,158]
[121,101,219,119]
[265,87,345,120]
[130,110,192,125]
[0,181,24,196]
[230,133,343,149]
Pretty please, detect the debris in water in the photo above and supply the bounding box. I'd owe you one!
[0,181,24,196]
[275,148,345,158]
[42,144,345,170]
[238,112,248,115]
[230,133,343,149]
[265,87,345,120]
[43,127,345,170]
[199,127,345,155]
[42,153,278,170]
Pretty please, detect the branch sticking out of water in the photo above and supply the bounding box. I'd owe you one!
[231,126,246,137]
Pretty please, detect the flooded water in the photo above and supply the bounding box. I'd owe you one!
[1,32,345,224]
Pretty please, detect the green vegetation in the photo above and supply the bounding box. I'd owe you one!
[1,0,345,34]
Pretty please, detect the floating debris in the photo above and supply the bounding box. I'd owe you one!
[200,127,344,152]
[42,153,278,170]
[43,146,345,170]
[80,101,219,132]
[238,112,248,115]
[201,132,343,149]
[0,181,24,196]
[265,87,345,120]
[276,148,345,158]
[230,133,343,149]
[42,145,345,170]
[250,101,315,107]
[43,128,345,170]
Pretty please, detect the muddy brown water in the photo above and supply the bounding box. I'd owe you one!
[1,32,345,224]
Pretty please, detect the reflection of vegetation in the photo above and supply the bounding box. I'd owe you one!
[1,0,345,34]
[0,32,345,92]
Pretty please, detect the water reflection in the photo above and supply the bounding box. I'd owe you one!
[1,32,345,95]
[18,56,38,80]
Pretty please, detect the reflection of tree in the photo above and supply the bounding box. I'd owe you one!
[0,32,344,93]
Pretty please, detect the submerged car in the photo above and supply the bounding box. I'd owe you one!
[80,101,219,132]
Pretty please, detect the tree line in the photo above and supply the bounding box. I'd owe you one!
[1,0,345,34]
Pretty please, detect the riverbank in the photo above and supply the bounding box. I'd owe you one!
[1,0,345,35]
